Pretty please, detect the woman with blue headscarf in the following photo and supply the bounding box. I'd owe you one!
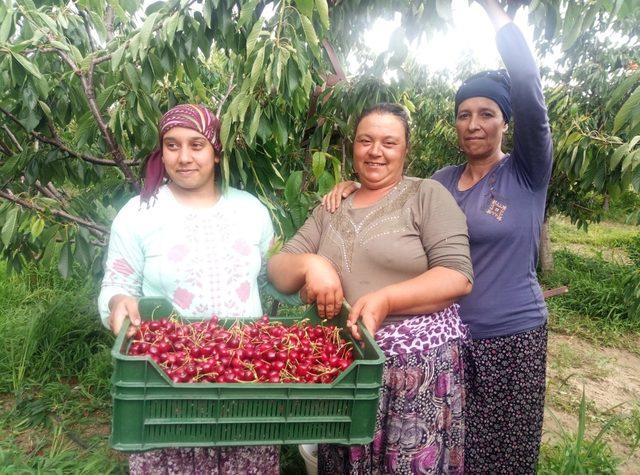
[431,0,552,471]
[324,1,552,472]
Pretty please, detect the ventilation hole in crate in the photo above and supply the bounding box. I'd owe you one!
[218,399,283,419]
[288,399,350,417]
[218,423,281,442]
[286,422,348,440]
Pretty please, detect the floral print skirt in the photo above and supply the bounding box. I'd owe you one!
[128,445,279,475]
[318,337,467,474]
[463,323,548,474]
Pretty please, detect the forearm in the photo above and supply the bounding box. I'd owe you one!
[478,0,511,31]
[384,267,472,315]
[267,252,315,294]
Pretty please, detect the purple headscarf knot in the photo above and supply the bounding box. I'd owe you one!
[141,104,222,203]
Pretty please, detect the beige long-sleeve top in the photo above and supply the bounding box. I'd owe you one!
[282,177,473,310]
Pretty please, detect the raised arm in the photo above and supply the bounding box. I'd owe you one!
[480,0,553,189]
[477,0,511,31]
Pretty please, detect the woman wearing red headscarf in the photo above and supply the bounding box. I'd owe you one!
[98,104,277,474]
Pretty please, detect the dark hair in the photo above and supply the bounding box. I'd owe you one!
[355,103,411,148]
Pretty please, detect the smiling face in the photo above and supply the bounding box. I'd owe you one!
[161,127,219,197]
[353,112,408,190]
[455,96,508,162]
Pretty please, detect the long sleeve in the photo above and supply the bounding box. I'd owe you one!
[257,204,275,291]
[98,202,144,327]
[497,23,553,191]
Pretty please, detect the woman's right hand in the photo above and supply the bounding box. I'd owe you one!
[302,255,344,319]
[108,294,141,338]
[322,181,360,213]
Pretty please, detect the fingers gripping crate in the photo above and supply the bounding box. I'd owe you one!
[110,297,385,451]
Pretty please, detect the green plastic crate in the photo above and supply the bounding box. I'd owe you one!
[110,297,385,451]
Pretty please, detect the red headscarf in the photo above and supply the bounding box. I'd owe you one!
[141,104,222,202]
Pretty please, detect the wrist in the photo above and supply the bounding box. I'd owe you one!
[376,287,394,317]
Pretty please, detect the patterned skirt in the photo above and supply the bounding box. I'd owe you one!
[318,306,468,475]
[463,323,548,474]
[128,446,279,475]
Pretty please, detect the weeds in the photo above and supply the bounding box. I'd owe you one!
[538,390,620,474]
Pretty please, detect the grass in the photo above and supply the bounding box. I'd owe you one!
[542,216,640,346]
[549,216,638,250]
[538,390,621,474]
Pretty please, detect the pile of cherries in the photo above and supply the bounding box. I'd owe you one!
[127,315,354,384]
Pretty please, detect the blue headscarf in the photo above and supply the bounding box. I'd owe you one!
[454,69,512,123]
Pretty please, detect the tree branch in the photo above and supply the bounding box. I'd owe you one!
[0,188,109,238]
[1,124,23,151]
[216,73,236,118]
[0,107,138,166]
[78,9,98,52]
[49,47,139,185]
[0,138,12,156]
[105,5,114,42]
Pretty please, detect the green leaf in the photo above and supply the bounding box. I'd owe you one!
[10,52,43,79]
[561,2,584,51]
[238,0,259,28]
[318,170,335,195]
[68,44,84,64]
[295,0,314,19]
[613,85,640,134]
[311,151,326,179]
[74,232,91,266]
[610,143,628,171]
[220,111,232,148]
[139,12,159,60]
[607,69,640,110]
[0,10,13,43]
[1,207,18,247]
[314,0,329,29]
[48,39,70,51]
[248,104,261,146]
[203,0,213,28]
[245,20,262,57]
[38,100,51,117]
[30,217,45,240]
[124,63,139,91]
[89,11,107,41]
[300,14,319,52]
[58,241,72,278]
[166,13,180,43]
[284,170,303,205]
[111,45,125,72]
[249,47,266,90]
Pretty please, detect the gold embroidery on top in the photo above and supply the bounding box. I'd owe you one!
[486,199,507,222]
[327,179,421,272]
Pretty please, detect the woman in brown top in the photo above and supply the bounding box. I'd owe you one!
[268,103,473,474]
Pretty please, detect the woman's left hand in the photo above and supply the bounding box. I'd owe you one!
[347,290,391,340]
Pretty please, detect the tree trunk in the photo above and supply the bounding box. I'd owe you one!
[603,193,610,212]
[539,217,554,274]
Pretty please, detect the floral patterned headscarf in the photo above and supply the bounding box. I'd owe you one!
[141,104,222,202]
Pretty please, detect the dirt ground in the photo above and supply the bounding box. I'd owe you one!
[545,332,640,474]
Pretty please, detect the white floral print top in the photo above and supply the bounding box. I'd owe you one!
[98,185,274,326]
